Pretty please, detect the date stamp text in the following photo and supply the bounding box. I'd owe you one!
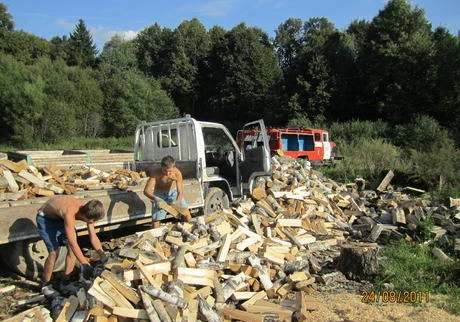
[361,290,430,303]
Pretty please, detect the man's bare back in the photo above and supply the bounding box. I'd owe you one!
[40,196,84,220]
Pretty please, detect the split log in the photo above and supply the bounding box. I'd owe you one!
[216,233,232,262]
[221,306,264,322]
[152,299,172,322]
[55,295,79,322]
[209,223,222,242]
[1,169,19,192]
[139,285,187,309]
[222,272,249,300]
[375,170,394,192]
[139,289,161,322]
[213,272,225,305]
[112,307,150,320]
[176,223,198,241]
[171,245,187,270]
[197,295,222,322]
[251,187,267,201]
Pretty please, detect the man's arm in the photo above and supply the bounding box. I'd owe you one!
[143,176,157,200]
[87,222,102,251]
[64,214,89,264]
[175,168,184,201]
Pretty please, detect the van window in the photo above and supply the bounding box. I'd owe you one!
[314,133,321,141]
[202,127,233,152]
[157,129,178,148]
[323,133,329,142]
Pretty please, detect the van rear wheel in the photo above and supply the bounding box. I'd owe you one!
[0,240,66,279]
[203,187,229,215]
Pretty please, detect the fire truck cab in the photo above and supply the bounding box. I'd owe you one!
[264,127,337,164]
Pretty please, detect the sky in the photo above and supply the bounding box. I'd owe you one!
[2,0,460,50]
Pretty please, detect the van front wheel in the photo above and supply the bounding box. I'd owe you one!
[203,187,229,215]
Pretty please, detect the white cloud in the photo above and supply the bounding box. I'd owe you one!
[54,19,137,49]
[190,0,236,17]
[57,19,74,31]
[89,26,138,49]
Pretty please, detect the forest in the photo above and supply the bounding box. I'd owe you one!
[0,0,459,195]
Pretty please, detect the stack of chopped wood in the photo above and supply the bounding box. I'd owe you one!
[10,154,459,321]
[0,158,145,201]
[49,156,368,321]
[48,155,456,321]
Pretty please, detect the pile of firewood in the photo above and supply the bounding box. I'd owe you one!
[5,155,459,321]
[0,158,145,202]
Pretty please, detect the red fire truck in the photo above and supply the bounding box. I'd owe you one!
[238,126,338,164]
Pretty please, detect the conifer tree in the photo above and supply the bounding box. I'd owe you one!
[67,19,98,67]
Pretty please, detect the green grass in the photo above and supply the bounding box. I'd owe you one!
[376,240,460,314]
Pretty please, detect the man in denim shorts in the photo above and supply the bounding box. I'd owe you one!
[36,197,106,297]
[143,155,191,228]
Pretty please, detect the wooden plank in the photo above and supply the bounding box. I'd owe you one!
[256,199,277,217]
[231,292,258,301]
[31,186,55,197]
[55,295,79,322]
[88,278,117,308]
[240,290,267,310]
[99,280,134,309]
[175,267,215,287]
[236,237,259,251]
[277,219,302,227]
[1,170,19,192]
[136,260,162,287]
[376,170,394,192]
[392,209,406,225]
[124,261,171,282]
[18,169,47,187]
[186,286,213,300]
[184,252,197,267]
[221,306,264,322]
[112,307,149,320]
[0,159,26,173]
[245,300,293,322]
[185,299,198,322]
[217,233,232,262]
[251,214,264,235]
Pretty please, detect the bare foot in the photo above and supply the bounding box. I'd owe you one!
[152,221,160,228]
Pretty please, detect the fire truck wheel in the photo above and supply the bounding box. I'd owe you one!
[203,187,229,215]
[0,240,66,279]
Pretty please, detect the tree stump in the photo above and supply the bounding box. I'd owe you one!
[336,242,380,281]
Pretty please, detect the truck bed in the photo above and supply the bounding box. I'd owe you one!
[0,179,202,245]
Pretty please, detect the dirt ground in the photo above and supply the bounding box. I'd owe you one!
[302,292,460,322]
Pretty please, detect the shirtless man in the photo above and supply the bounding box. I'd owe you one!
[143,155,192,228]
[36,196,106,296]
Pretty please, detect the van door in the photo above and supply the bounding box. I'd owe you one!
[322,132,332,160]
[238,120,271,190]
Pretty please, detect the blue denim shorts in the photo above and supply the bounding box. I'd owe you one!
[151,189,188,221]
[36,211,68,252]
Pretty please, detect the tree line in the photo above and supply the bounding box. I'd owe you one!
[0,0,458,147]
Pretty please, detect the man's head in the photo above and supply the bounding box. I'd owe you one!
[80,200,105,222]
[161,155,176,176]
[161,155,175,169]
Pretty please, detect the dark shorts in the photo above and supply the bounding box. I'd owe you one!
[36,211,68,252]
